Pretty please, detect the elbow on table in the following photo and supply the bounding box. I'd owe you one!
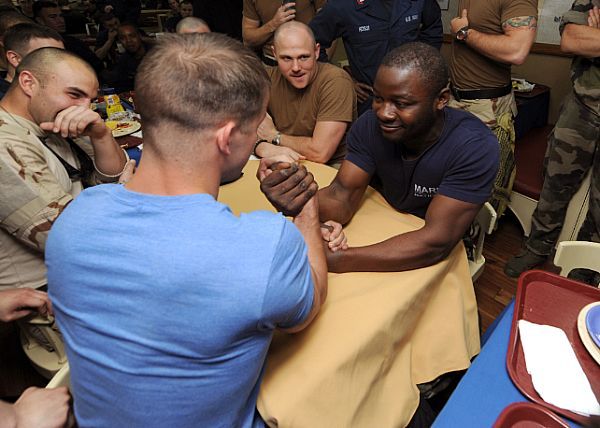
[423,242,456,267]
[304,143,338,165]
[309,152,333,165]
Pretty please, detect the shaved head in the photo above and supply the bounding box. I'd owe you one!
[16,46,95,84]
[273,21,316,48]
[176,17,210,34]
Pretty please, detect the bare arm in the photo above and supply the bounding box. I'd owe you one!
[326,194,481,273]
[41,105,126,177]
[283,196,328,333]
[451,10,537,65]
[317,160,371,225]
[257,159,327,333]
[256,119,349,164]
[94,29,117,60]
[561,7,600,57]
[242,5,295,49]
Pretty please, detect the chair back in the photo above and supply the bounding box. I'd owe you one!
[19,315,67,379]
[46,362,70,389]
[553,241,600,286]
[469,202,497,281]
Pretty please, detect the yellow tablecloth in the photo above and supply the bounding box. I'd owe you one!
[218,161,480,428]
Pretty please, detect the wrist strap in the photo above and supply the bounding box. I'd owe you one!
[253,139,269,158]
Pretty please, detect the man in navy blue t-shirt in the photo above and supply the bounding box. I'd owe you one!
[264,42,499,273]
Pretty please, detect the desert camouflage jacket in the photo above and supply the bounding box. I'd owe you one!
[0,109,118,288]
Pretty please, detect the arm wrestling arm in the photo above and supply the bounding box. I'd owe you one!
[257,160,327,333]
[452,11,537,65]
[561,8,600,57]
[317,160,371,225]
[326,194,481,273]
[281,196,328,333]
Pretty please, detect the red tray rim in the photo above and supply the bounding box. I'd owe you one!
[506,270,600,425]
[493,402,569,428]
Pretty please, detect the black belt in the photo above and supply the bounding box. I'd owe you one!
[451,84,512,101]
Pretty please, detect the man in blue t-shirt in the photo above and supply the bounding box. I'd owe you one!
[46,33,330,427]
[265,42,499,273]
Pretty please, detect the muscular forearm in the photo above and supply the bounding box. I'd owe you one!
[281,121,348,164]
[287,198,327,332]
[465,29,533,65]
[317,185,358,226]
[328,229,457,273]
[242,20,275,48]
[90,134,127,176]
[281,134,334,164]
[561,24,600,57]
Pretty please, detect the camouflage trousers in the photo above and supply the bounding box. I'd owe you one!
[526,91,600,256]
[449,93,517,218]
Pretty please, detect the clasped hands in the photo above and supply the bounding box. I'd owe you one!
[257,157,348,253]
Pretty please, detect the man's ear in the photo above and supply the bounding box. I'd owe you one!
[18,70,38,97]
[435,87,451,110]
[6,50,21,69]
[214,120,236,156]
[315,42,320,59]
[271,44,276,60]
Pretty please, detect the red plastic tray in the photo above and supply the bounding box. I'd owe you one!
[493,402,569,428]
[507,270,600,425]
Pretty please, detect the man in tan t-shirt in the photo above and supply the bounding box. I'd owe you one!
[448,0,537,219]
[242,0,325,65]
[254,21,356,166]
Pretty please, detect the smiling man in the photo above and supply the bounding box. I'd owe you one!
[291,42,499,273]
[0,47,127,291]
[255,21,356,167]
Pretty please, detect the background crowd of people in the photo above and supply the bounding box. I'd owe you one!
[0,0,598,426]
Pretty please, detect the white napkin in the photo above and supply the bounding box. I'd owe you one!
[518,320,600,416]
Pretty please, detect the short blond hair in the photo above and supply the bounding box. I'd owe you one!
[135,33,269,136]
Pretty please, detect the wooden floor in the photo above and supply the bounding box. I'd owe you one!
[473,210,557,334]
[0,211,550,400]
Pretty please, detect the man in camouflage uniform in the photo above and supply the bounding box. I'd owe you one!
[0,47,130,359]
[505,0,600,277]
[0,47,128,292]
